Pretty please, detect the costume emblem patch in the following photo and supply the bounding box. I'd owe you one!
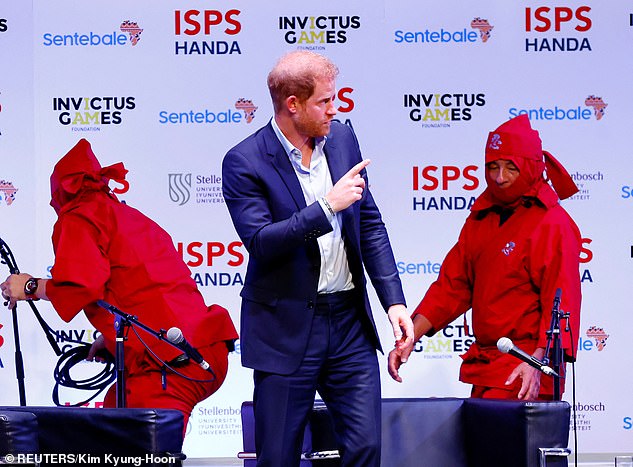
[502,241,515,256]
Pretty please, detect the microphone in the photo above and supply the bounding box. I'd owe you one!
[497,337,558,377]
[166,327,212,372]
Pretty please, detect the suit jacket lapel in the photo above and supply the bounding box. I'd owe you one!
[263,123,307,210]
[324,134,357,241]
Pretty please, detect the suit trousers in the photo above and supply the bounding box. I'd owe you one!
[252,290,381,467]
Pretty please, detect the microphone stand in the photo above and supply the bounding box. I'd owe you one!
[0,236,63,406]
[543,288,567,401]
[96,300,189,408]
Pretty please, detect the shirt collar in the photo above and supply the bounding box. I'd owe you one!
[271,117,327,173]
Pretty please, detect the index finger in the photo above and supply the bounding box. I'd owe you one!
[344,159,370,178]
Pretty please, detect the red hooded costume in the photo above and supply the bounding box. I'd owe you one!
[47,139,238,426]
[413,115,582,398]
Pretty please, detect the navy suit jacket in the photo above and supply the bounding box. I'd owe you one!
[222,121,405,374]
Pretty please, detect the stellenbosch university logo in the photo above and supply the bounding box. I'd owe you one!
[571,401,605,433]
[0,180,19,206]
[177,240,245,288]
[508,95,607,122]
[412,164,480,211]
[43,20,143,47]
[569,170,604,201]
[52,96,136,131]
[413,324,474,359]
[404,93,486,128]
[279,15,361,49]
[524,6,592,52]
[395,16,494,45]
[168,172,223,206]
[195,405,242,436]
[174,9,242,55]
[159,97,258,126]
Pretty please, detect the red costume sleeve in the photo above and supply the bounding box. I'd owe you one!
[412,223,474,334]
[46,210,110,322]
[527,207,582,361]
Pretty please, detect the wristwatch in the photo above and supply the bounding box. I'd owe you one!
[24,277,39,296]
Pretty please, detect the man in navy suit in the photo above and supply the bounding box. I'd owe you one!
[222,51,413,467]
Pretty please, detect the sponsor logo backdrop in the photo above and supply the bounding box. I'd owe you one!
[1,0,631,459]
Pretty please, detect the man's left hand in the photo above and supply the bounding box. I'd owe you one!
[0,273,32,309]
[387,304,414,357]
[505,363,542,400]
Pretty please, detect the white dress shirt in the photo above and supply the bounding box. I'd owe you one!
[271,118,354,294]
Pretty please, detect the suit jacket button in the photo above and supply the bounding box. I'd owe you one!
[307,301,314,309]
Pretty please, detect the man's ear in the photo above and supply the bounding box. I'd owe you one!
[286,95,298,114]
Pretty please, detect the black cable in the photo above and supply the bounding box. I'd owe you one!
[52,344,116,407]
[567,323,578,467]
[129,324,217,384]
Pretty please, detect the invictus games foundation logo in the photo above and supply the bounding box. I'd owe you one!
[413,324,474,359]
[279,15,361,49]
[174,9,242,55]
[584,95,607,120]
[168,172,223,206]
[0,180,18,206]
[43,20,143,47]
[404,93,486,128]
[52,96,136,131]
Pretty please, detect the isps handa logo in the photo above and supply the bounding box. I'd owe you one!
[0,180,19,206]
[404,93,486,128]
[412,164,480,211]
[174,9,242,56]
[168,172,223,206]
[159,97,258,126]
[52,96,136,132]
[43,20,143,47]
[394,16,494,45]
[278,15,361,50]
[524,6,592,52]
[177,240,245,288]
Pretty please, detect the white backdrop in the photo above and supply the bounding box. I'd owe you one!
[1,0,631,459]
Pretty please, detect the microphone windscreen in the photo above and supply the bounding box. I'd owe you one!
[166,327,184,344]
[497,337,513,354]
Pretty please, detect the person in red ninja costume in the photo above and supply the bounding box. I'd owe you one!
[1,138,238,430]
[388,115,582,400]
